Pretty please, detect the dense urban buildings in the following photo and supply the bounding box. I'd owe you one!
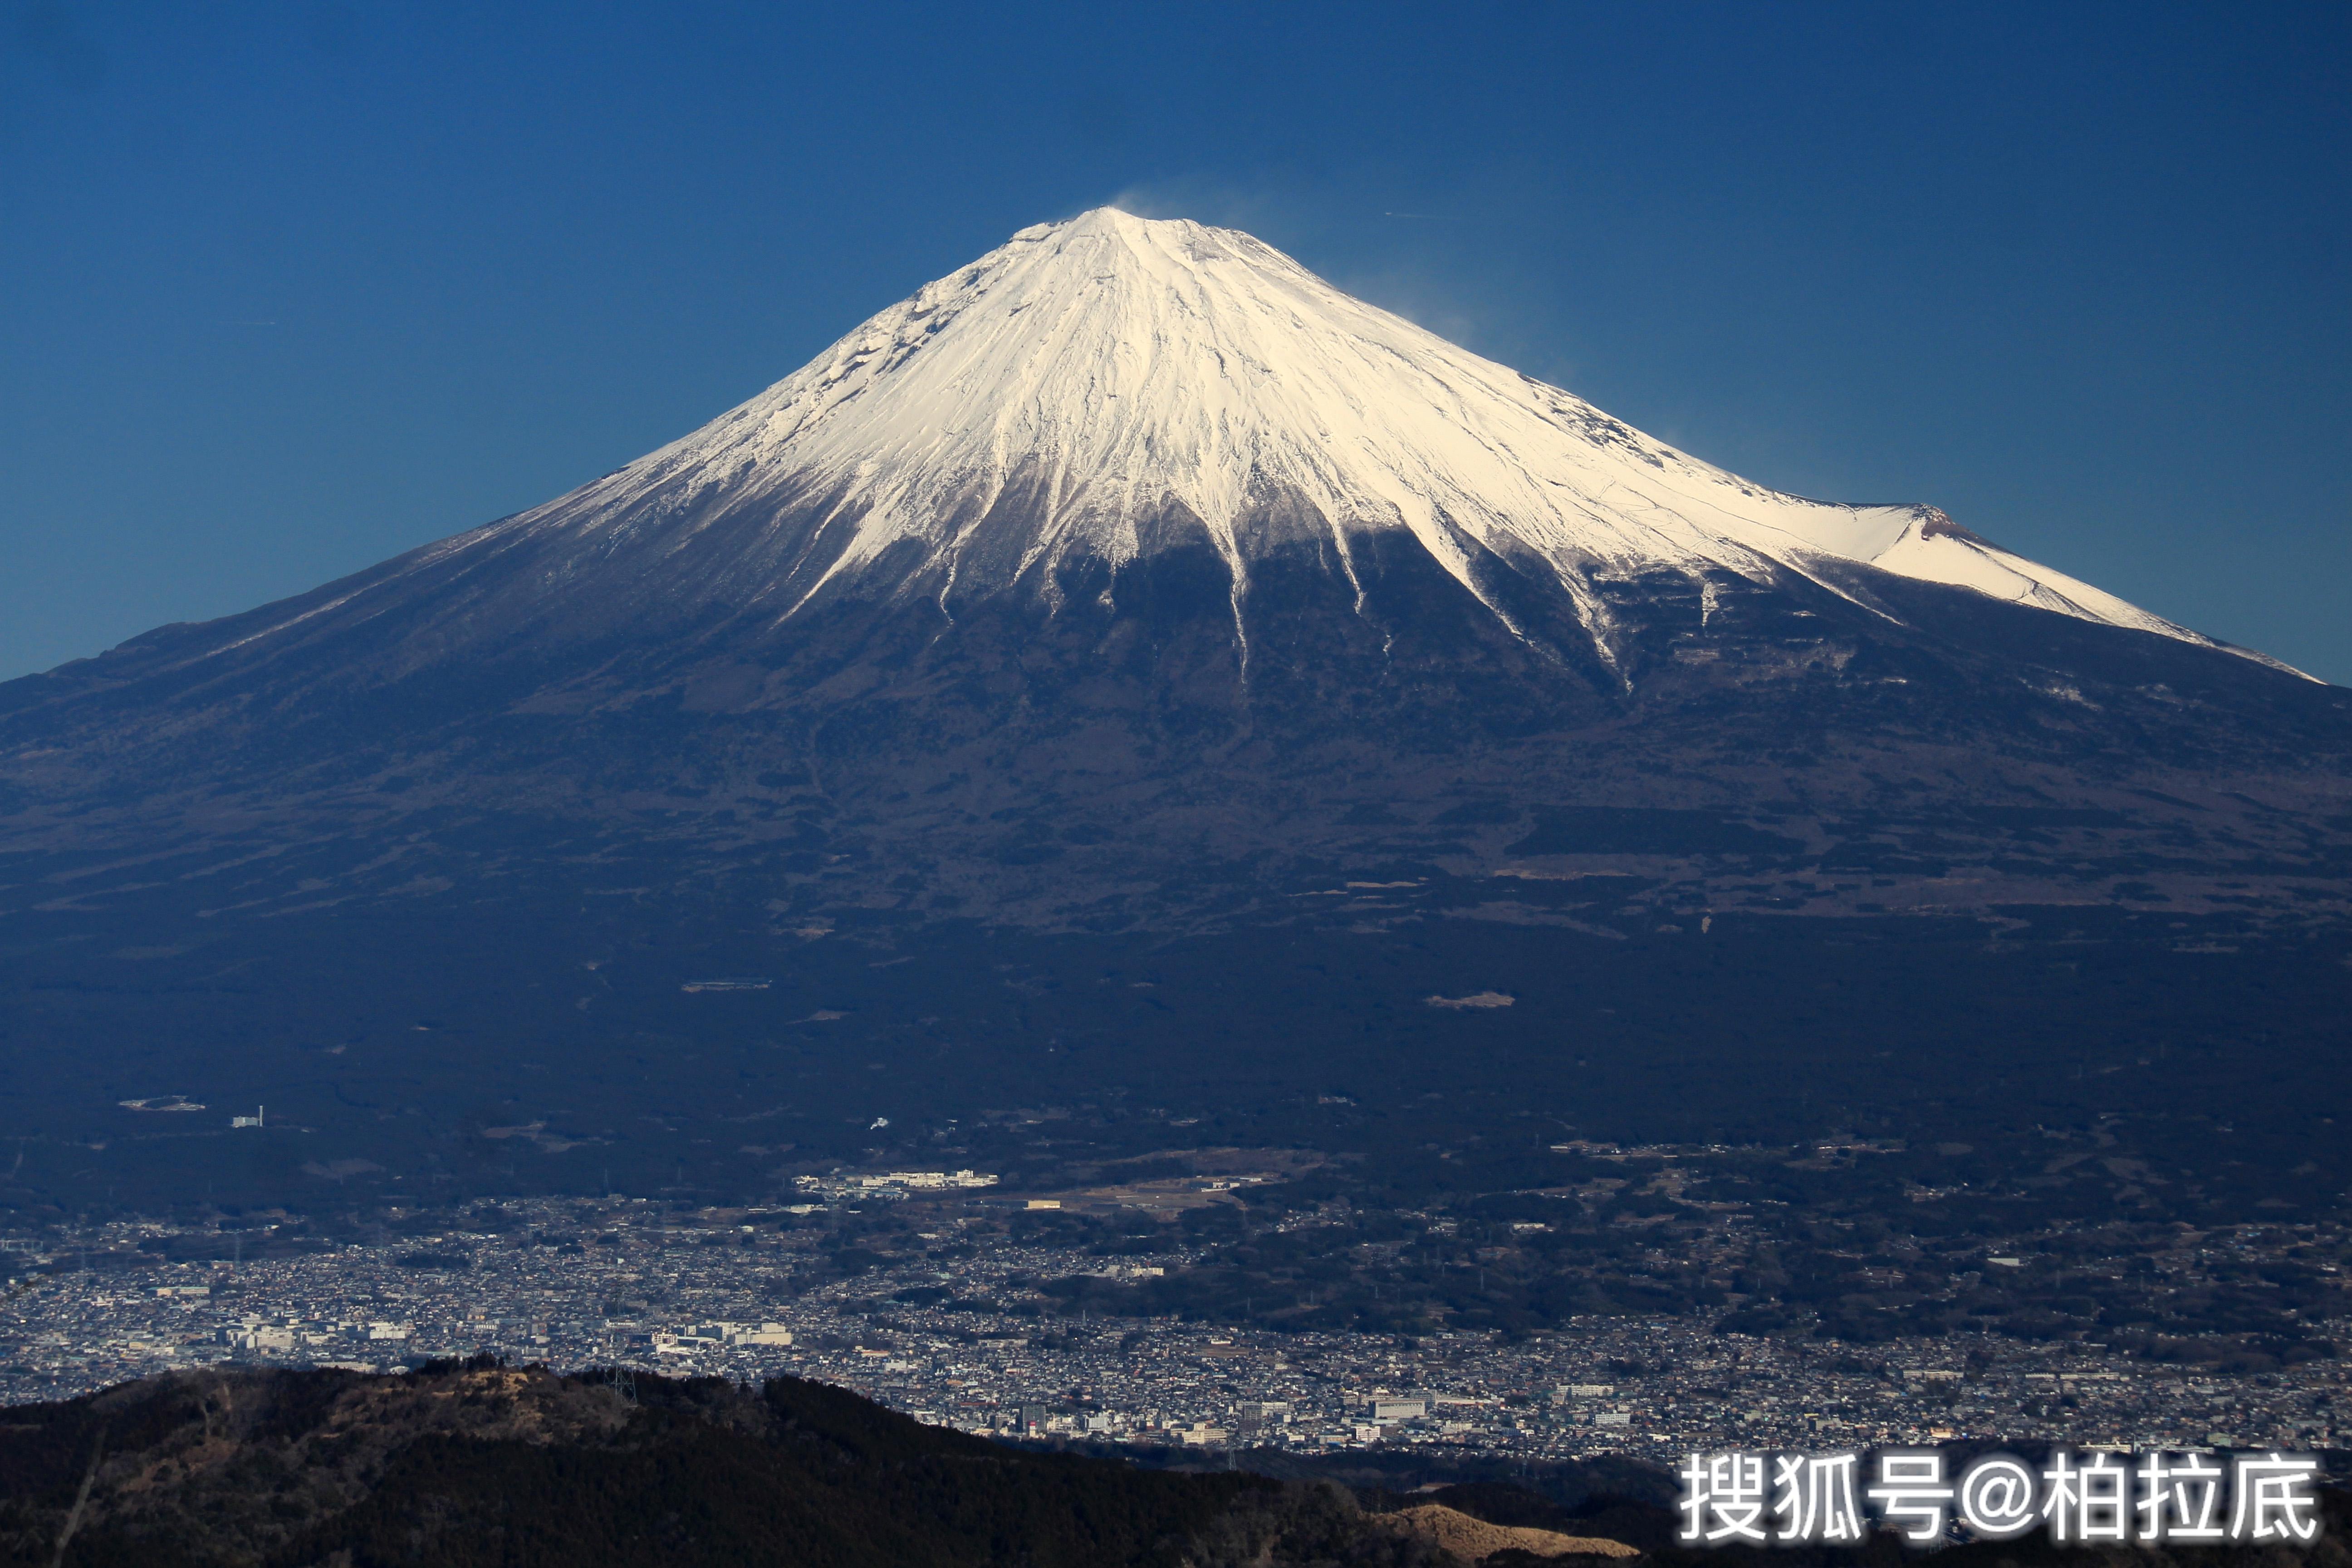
[5,1189,2340,1461]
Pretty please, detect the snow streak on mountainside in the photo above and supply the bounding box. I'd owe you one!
[422,206,2289,674]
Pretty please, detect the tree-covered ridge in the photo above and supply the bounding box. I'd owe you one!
[0,1360,1458,1568]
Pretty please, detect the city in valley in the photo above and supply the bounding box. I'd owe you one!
[4,1166,2342,1462]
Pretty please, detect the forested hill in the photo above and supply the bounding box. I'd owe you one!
[0,1360,1454,1568]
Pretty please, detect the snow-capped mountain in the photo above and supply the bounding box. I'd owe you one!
[1,208,2345,940]
[5,206,2349,1230]
[298,207,2282,678]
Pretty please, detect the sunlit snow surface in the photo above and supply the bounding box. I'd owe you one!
[461,208,2289,671]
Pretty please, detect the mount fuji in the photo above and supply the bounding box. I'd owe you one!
[4,207,2351,1206]
[4,208,2344,931]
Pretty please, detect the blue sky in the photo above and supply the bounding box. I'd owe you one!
[3,1,2346,681]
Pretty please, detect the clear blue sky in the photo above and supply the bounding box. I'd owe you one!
[4,1,2346,681]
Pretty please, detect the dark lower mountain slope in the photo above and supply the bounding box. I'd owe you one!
[4,525,2347,936]
[2,516,2351,1217]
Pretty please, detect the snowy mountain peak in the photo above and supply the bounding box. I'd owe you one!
[485,207,2289,673]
